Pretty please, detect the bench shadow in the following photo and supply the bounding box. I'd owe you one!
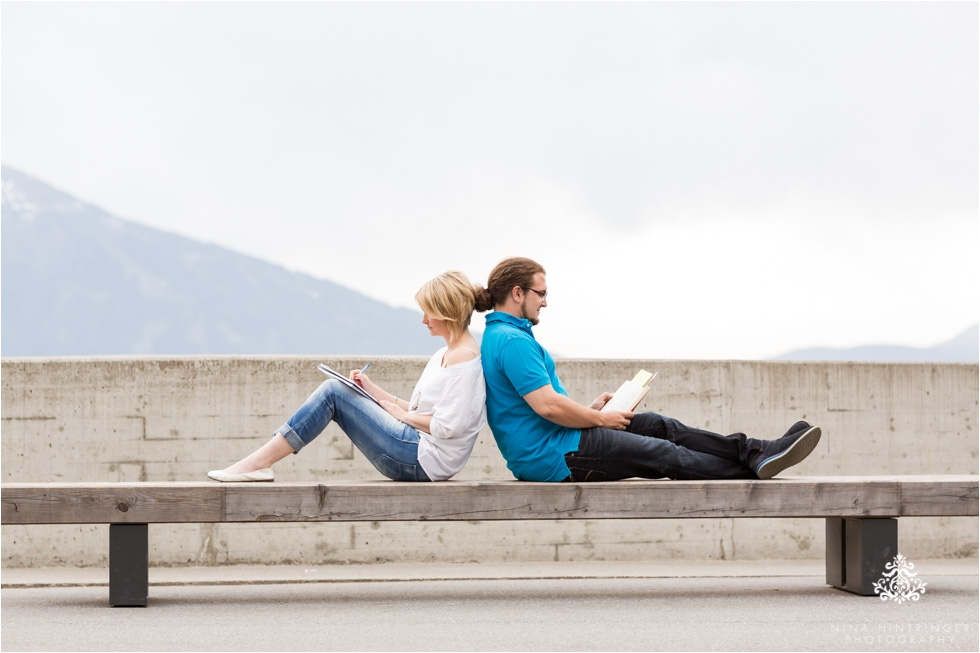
[7,575,977,610]
[0,581,877,609]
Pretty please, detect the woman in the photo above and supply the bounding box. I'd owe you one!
[208,271,486,482]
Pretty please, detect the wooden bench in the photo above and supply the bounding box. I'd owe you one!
[2,475,976,606]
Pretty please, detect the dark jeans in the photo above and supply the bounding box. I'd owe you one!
[563,412,763,481]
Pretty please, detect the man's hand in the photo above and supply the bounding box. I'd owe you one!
[598,409,632,431]
[591,392,631,429]
[523,384,634,430]
[589,392,614,411]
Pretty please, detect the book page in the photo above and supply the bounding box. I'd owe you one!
[600,370,657,413]
[600,381,647,413]
[631,370,655,387]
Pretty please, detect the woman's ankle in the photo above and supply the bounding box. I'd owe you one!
[223,434,293,474]
[224,457,263,474]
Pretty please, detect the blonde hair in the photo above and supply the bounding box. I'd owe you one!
[415,271,478,341]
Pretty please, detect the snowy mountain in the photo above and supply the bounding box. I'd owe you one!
[1,165,435,357]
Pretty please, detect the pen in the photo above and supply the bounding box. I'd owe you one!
[355,363,370,386]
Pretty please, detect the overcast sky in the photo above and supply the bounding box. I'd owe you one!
[2,1,977,359]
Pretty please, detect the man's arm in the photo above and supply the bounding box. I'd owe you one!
[523,384,632,430]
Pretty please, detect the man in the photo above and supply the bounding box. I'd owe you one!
[478,257,822,483]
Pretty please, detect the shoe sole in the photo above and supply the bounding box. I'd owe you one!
[756,426,821,479]
[208,478,275,483]
[206,472,275,482]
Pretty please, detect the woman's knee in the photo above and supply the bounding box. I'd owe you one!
[311,378,344,402]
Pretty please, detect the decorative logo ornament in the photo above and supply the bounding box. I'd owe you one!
[873,554,927,602]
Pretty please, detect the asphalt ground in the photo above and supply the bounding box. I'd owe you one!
[2,560,977,652]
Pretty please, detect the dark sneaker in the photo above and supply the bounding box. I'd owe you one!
[781,420,811,439]
[752,425,821,479]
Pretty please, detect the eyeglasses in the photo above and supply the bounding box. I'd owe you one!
[521,287,548,299]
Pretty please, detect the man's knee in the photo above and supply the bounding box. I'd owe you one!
[628,411,668,434]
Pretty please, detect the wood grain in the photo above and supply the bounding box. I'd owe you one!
[2,476,976,525]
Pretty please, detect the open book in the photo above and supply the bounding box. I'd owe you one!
[317,363,383,406]
[600,369,657,413]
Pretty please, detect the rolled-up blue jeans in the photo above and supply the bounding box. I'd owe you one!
[276,379,430,482]
[564,412,763,481]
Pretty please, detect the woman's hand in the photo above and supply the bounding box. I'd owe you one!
[381,400,432,434]
[379,399,408,422]
[351,371,405,406]
[350,370,383,397]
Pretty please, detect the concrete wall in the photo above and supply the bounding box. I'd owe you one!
[2,356,977,568]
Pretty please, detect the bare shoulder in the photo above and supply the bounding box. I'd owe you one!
[444,346,480,367]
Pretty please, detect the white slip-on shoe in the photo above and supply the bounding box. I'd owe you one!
[207,468,275,482]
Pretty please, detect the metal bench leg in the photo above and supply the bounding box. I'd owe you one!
[109,523,148,607]
[826,517,897,596]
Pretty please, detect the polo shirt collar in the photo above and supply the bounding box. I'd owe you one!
[485,311,535,332]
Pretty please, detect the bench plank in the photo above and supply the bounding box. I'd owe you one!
[2,483,224,524]
[3,476,976,525]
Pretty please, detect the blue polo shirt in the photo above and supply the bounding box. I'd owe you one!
[481,311,582,482]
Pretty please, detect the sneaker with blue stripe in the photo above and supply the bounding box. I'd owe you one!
[752,425,822,479]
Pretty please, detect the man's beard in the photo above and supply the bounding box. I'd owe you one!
[520,300,539,326]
